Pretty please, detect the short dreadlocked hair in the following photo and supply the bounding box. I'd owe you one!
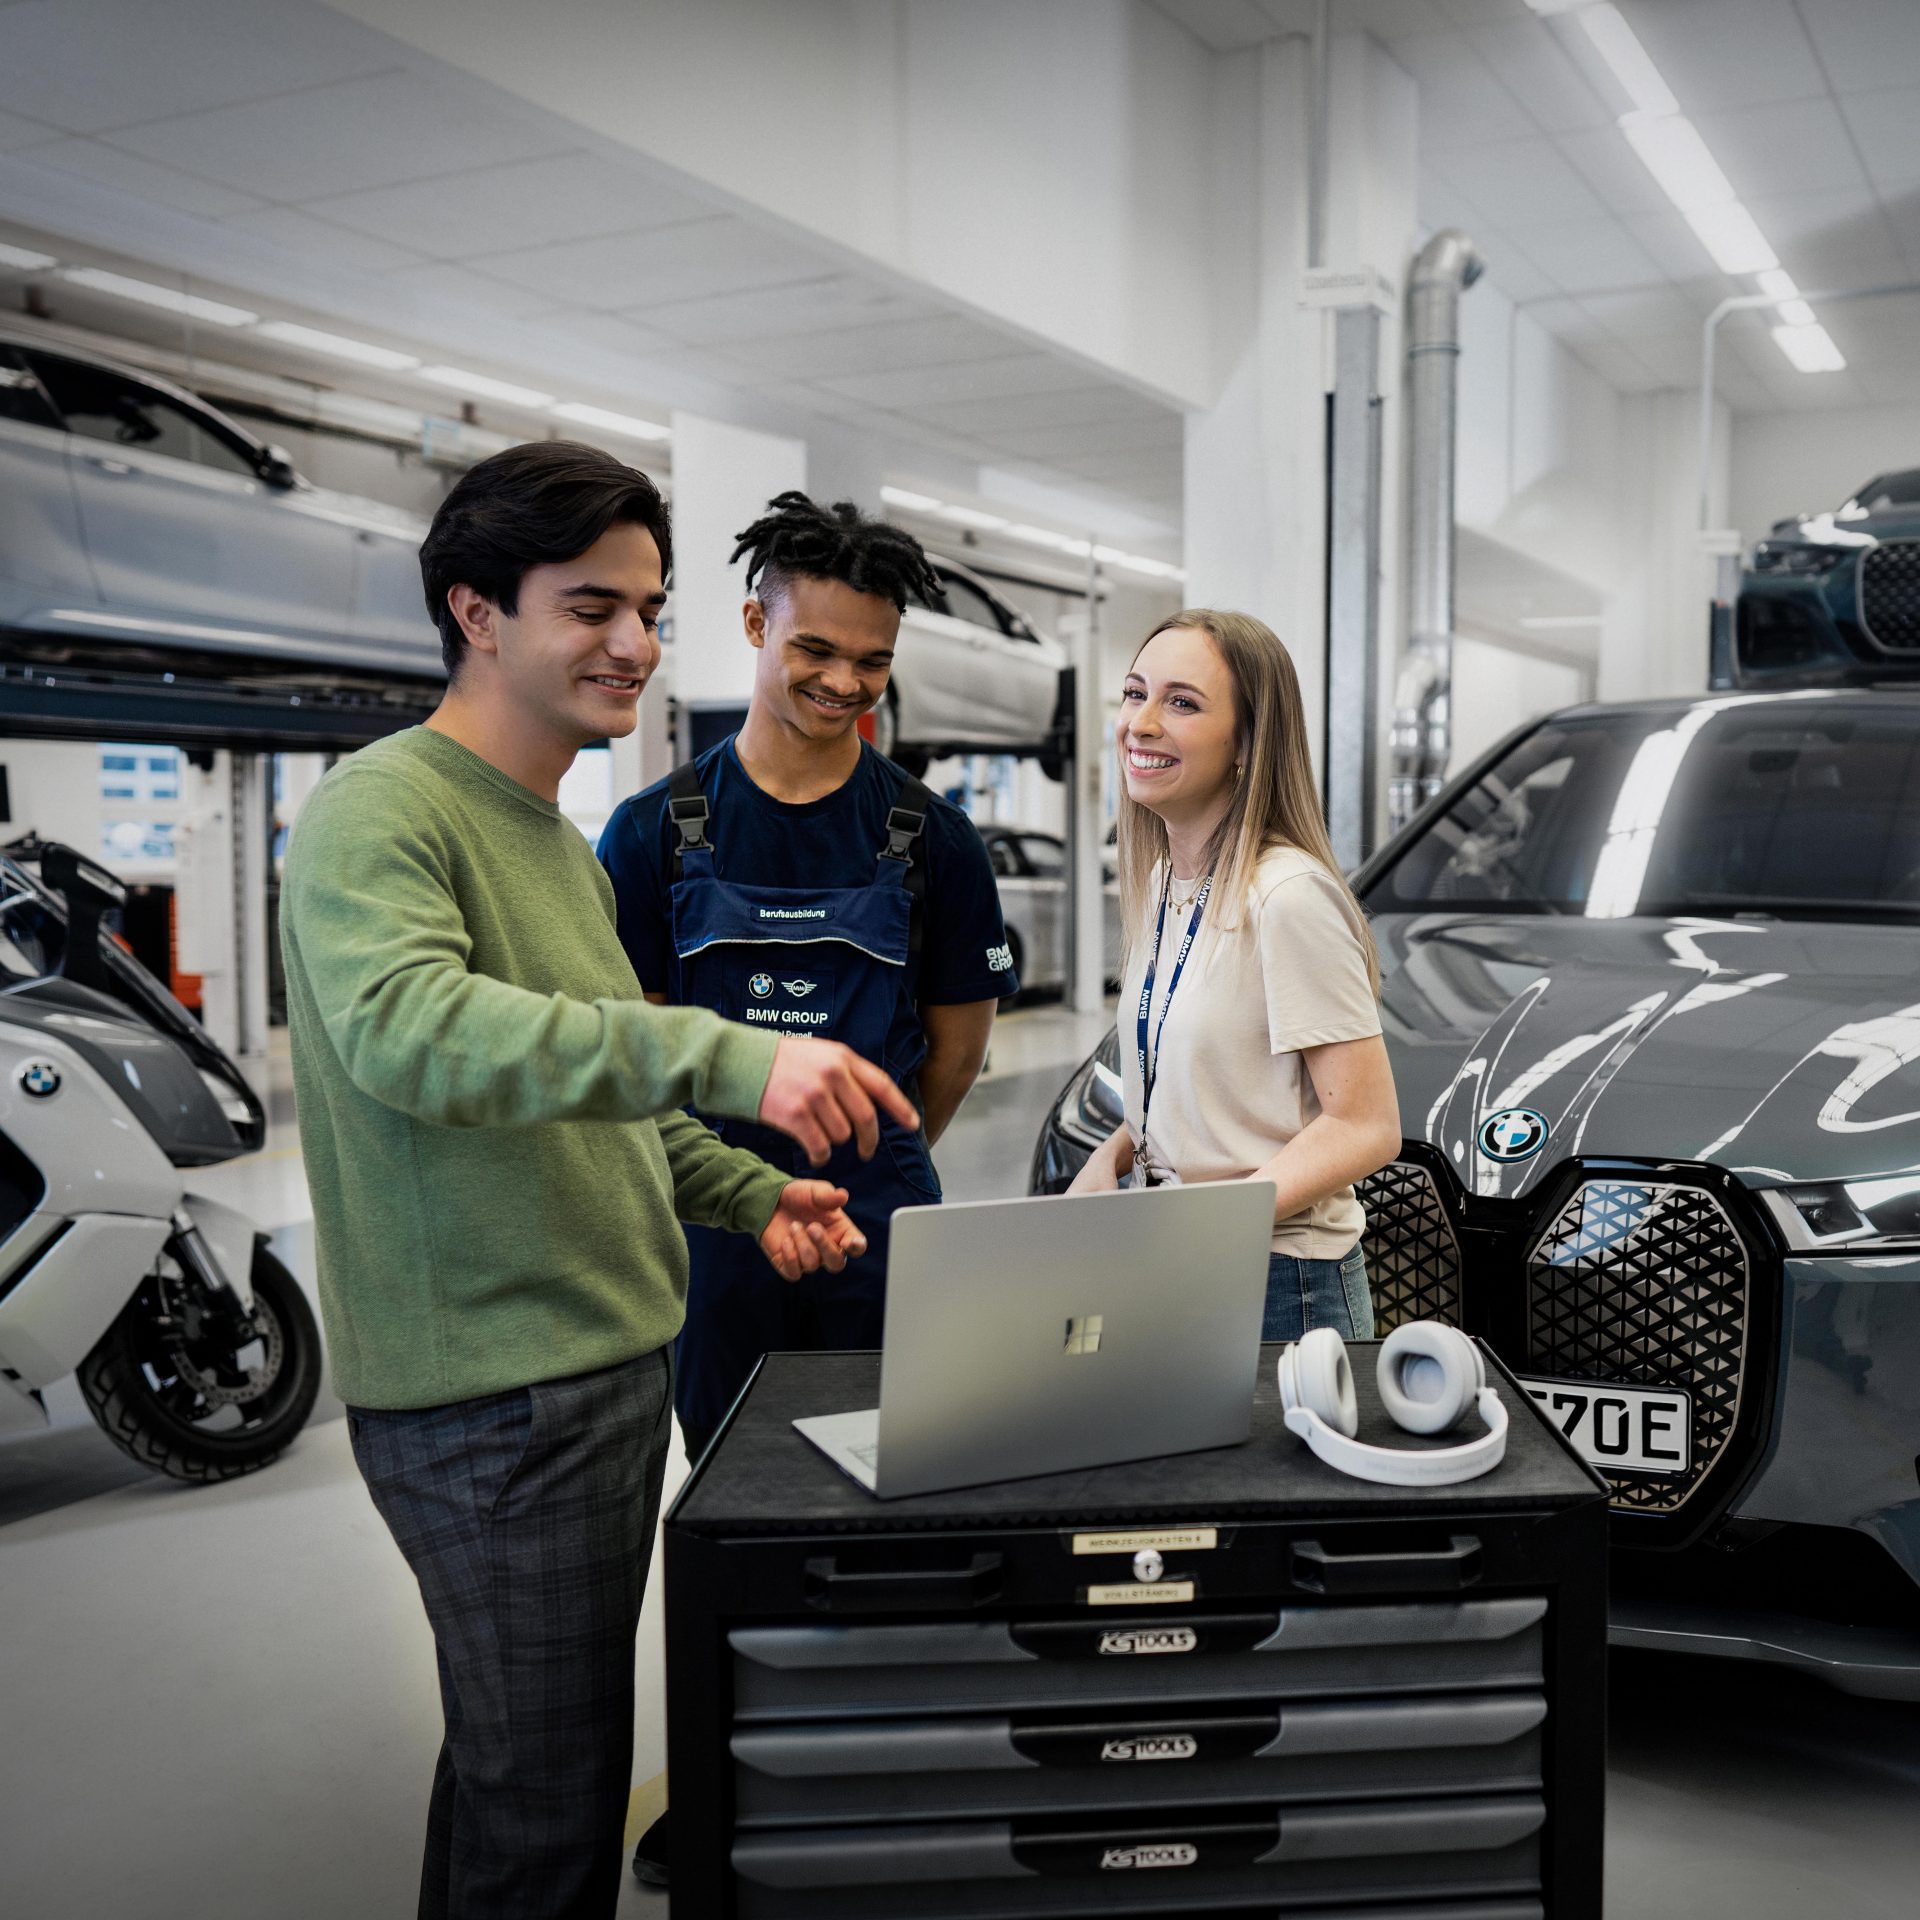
[731,490,940,616]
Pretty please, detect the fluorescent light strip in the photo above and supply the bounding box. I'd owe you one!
[929,503,1008,530]
[1772,324,1846,373]
[884,491,1186,581]
[60,266,257,327]
[1576,4,1679,117]
[417,365,554,409]
[0,242,57,272]
[880,485,941,512]
[550,401,670,442]
[254,321,419,371]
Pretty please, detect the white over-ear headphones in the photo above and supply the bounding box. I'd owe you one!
[1277,1322,1508,1487]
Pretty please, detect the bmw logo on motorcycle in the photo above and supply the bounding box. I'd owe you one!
[18,1060,62,1100]
[1477,1106,1549,1163]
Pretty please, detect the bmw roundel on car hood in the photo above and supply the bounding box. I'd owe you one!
[1378,913,1920,1198]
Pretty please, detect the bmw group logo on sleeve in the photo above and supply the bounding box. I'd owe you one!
[749,973,774,999]
[18,1061,61,1100]
[1478,1107,1549,1163]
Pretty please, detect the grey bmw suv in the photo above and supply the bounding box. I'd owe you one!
[1034,690,1920,1699]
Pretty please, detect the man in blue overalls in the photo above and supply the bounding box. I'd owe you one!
[601,493,1018,1466]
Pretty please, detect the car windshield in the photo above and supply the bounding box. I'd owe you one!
[1846,469,1920,512]
[0,858,65,984]
[1365,700,1920,922]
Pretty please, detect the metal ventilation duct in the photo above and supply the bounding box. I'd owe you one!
[1389,229,1483,834]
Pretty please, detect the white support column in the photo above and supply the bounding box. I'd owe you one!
[1184,37,1329,761]
[176,751,270,1073]
[1069,555,1107,1015]
[667,412,807,725]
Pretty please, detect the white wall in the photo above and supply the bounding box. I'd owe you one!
[666,411,807,707]
[326,0,1221,406]
[1729,402,1920,545]
[0,741,110,856]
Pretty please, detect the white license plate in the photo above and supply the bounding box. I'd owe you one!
[1516,1376,1692,1475]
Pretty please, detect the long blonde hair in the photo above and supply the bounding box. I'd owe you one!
[1115,608,1380,992]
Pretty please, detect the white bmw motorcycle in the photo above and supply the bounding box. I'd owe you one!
[0,837,319,1480]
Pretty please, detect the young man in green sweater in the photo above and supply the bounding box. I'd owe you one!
[281,441,916,1920]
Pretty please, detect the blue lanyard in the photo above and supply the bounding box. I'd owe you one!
[1135,867,1211,1169]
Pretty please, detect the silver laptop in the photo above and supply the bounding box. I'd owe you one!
[794,1181,1276,1498]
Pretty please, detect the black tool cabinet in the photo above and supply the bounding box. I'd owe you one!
[665,1342,1608,1920]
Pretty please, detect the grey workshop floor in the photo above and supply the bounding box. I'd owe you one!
[1,1003,1916,1919]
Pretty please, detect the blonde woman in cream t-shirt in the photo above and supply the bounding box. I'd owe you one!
[1067,610,1402,1341]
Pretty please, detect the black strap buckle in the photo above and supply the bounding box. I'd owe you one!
[668,791,711,855]
[881,804,925,866]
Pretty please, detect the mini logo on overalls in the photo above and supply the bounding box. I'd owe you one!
[749,973,774,999]
[781,978,818,997]
[18,1061,61,1099]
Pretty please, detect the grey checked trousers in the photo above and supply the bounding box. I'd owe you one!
[348,1347,673,1920]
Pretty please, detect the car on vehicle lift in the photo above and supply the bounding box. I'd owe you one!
[1735,467,1920,684]
[1033,688,1920,1700]
[0,331,1070,764]
[0,330,438,695]
[876,556,1070,778]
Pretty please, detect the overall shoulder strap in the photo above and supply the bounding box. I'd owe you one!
[667,760,711,882]
[876,772,933,958]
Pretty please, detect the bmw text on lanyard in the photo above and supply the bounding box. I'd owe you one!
[1135,867,1211,1186]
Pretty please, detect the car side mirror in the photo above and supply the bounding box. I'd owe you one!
[39,841,126,992]
[256,444,299,489]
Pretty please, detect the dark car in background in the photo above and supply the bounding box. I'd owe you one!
[1736,468,1920,684]
[1034,690,1920,1699]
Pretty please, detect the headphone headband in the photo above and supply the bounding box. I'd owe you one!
[1278,1323,1508,1487]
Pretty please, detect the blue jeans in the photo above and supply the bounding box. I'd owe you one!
[1262,1244,1375,1343]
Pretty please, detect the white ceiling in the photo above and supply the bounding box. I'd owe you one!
[1152,0,1920,413]
[0,0,1183,530]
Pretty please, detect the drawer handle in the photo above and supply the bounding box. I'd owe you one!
[804,1552,1003,1613]
[1290,1534,1483,1595]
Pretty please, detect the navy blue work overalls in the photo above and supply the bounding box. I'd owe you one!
[666,762,941,1451]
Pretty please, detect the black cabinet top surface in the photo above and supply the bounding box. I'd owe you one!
[670,1342,1606,1537]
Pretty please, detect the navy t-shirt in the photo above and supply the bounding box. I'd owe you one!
[598,739,1019,1082]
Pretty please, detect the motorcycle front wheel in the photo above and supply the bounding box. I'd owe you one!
[78,1241,322,1483]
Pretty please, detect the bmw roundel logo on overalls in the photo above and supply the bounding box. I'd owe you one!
[18,1060,61,1100]
[1478,1107,1549,1163]
[748,972,774,999]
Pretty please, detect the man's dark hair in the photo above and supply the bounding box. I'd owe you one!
[731,490,939,616]
[420,440,673,677]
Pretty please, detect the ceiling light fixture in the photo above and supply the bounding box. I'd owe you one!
[1532,6,1835,373]
[254,321,420,371]
[1772,323,1846,374]
[0,243,58,272]
[550,401,671,442]
[929,503,1009,530]
[879,485,942,512]
[60,266,257,327]
[417,365,554,409]
[1576,4,1679,116]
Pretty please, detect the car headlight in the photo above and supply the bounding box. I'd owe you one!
[1749,542,1855,576]
[1761,1177,1920,1251]
[197,1067,256,1129]
[1055,1051,1125,1151]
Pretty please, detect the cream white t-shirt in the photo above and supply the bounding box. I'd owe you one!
[1119,843,1383,1258]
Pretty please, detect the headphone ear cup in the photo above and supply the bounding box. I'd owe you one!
[1292,1327,1358,1439]
[1377,1322,1479,1436]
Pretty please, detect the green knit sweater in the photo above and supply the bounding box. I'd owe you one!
[280,726,787,1409]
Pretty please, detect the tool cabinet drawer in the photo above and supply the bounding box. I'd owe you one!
[731,1791,1545,1919]
[731,1597,1546,1722]
[733,1689,1546,1825]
